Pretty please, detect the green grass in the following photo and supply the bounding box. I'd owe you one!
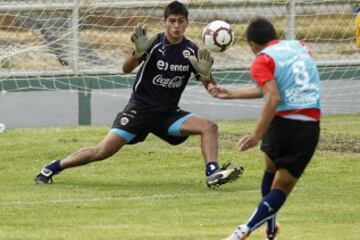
[0,114,359,240]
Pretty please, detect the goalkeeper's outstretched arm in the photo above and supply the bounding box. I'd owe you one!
[201,75,217,90]
[208,84,262,99]
[122,54,140,74]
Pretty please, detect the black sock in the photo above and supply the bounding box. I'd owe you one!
[261,171,276,234]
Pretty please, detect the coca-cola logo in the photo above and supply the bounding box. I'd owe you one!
[152,75,184,88]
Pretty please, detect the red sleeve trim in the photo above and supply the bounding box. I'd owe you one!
[250,53,275,88]
[276,108,321,120]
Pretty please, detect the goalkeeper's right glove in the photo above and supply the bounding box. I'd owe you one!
[188,48,214,81]
[131,23,157,59]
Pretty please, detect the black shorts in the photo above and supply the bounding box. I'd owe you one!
[260,116,320,178]
[111,102,192,145]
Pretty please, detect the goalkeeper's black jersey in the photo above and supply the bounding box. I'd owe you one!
[129,33,199,107]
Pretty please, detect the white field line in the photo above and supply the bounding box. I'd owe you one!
[0,189,260,206]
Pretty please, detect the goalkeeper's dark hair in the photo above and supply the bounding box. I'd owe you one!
[246,18,278,45]
[164,1,189,20]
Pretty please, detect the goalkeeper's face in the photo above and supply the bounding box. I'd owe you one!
[164,14,188,44]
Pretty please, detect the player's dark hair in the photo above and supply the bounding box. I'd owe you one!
[246,18,278,45]
[164,1,189,20]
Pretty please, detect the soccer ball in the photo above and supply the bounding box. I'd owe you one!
[0,123,6,133]
[202,20,234,52]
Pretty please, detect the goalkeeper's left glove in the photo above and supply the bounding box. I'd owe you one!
[189,48,214,81]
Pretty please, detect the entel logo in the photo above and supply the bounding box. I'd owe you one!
[156,60,189,72]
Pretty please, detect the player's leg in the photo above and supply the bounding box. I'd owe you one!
[223,116,288,239]
[179,115,218,166]
[262,154,277,195]
[223,169,296,240]
[245,169,297,233]
[34,132,127,184]
[34,102,149,184]
[60,131,127,168]
[224,118,320,239]
[176,115,243,188]
[262,155,278,240]
[152,112,243,188]
[256,117,283,239]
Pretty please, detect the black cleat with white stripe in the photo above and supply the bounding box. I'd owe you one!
[206,163,244,189]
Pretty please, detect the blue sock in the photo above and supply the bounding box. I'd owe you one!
[246,189,287,232]
[45,160,62,173]
[205,161,219,176]
[261,171,276,235]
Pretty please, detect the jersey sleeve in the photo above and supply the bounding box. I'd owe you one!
[250,53,275,88]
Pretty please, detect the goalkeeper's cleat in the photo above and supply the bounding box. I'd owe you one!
[206,162,244,189]
[34,167,55,184]
[34,160,61,184]
[223,225,250,240]
[265,223,280,240]
[34,160,62,184]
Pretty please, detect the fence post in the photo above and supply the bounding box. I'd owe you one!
[286,0,296,40]
[70,0,79,74]
[78,79,92,125]
[71,0,92,125]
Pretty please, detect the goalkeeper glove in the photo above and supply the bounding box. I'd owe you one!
[189,48,214,81]
[131,23,157,59]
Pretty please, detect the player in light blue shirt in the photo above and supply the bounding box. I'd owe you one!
[209,18,321,240]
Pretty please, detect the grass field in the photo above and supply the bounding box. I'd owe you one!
[0,114,359,240]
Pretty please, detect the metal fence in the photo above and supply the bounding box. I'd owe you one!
[0,0,359,77]
[0,0,359,126]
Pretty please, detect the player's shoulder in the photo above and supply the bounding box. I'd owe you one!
[143,32,163,54]
[284,39,307,49]
[254,53,274,65]
[291,40,314,57]
[250,52,275,74]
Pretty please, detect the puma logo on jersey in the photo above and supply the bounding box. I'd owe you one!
[158,48,166,56]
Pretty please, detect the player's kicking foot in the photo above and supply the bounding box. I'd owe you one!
[223,225,250,240]
[34,160,61,184]
[206,163,244,188]
[265,223,280,240]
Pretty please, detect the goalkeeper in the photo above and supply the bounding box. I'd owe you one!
[208,18,321,239]
[34,1,242,188]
